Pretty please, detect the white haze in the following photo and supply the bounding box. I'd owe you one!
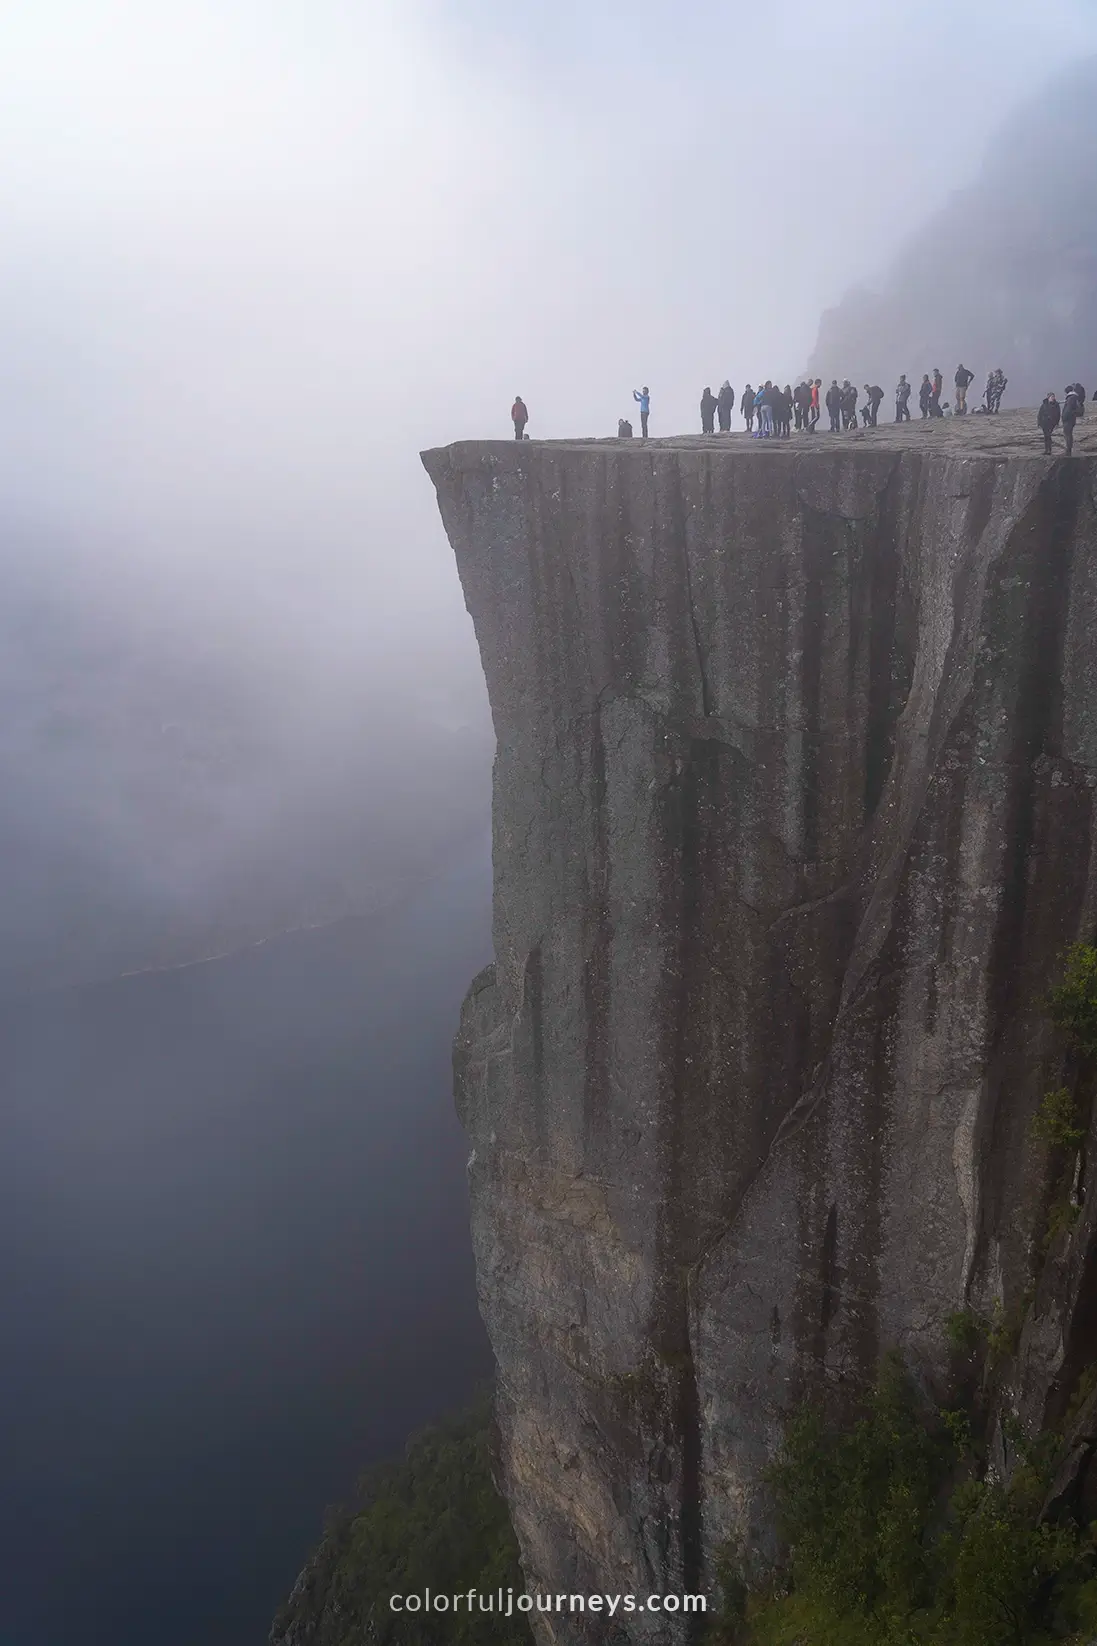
[1,2,1094,593]
[0,0,1095,971]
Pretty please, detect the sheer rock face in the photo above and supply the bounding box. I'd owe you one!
[423,416,1097,1642]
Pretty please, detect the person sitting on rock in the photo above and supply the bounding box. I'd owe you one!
[717,381,735,432]
[511,396,528,439]
[617,418,633,439]
[700,386,717,435]
[1038,392,1060,455]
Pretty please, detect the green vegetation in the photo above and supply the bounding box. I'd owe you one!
[1031,1088,1085,1153]
[707,1358,1097,1646]
[1048,944,1097,1056]
[946,1309,986,1355]
[270,1398,530,1646]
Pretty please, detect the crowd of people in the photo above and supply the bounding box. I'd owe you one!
[510,370,1090,455]
[694,364,1008,438]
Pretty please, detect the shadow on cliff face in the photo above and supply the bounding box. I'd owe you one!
[0,842,494,1646]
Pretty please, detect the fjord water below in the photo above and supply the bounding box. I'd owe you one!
[0,836,494,1646]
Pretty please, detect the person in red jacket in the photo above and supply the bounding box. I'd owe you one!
[511,396,528,439]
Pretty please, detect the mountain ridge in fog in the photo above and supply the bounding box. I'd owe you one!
[805,55,1097,402]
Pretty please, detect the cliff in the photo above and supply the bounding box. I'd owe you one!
[422,409,1097,1641]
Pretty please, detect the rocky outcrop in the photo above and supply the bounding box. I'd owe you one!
[423,411,1097,1642]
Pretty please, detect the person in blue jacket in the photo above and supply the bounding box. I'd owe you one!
[633,386,650,438]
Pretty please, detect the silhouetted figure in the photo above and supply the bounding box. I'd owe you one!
[717,381,734,432]
[991,370,1008,412]
[810,379,821,430]
[1063,387,1081,454]
[954,364,974,414]
[826,379,841,432]
[1068,382,1086,420]
[930,368,943,416]
[840,381,858,429]
[865,384,884,427]
[918,375,932,418]
[741,384,755,433]
[780,384,794,437]
[700,387,717,435]
[633,386,650,439]
[511,396,528,439]
[617,418,633,439]
[1038,392,1061,455]
[758,381,775,438]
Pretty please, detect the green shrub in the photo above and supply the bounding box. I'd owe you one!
[749,1358,1095,1646]
[1031,1087,1085,1151]
[1048,944,1097,1056]
[947,1310,986,1355]
[1043,1195,1081,1252]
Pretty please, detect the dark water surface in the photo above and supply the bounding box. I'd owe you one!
[0,838,494,1646]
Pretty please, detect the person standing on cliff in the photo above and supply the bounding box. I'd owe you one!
[930,368,943,416]
[810,378,821,430]
[717,381,734,433]
[700,387,717,435]
[825,380,841,432]
[633,386,650,439]
[511,396,528,439]
[918,375,932,418]
[741,384,755,433]
[1038,392,1061,455]
[758,381,775,438]
[864,384,884,427]
[1063,386,1081,455]
[894,374,911,421]
[954,363,975,414]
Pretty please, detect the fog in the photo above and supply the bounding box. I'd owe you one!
[4,5,1097,1644]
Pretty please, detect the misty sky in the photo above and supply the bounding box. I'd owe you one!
[0,0,1094,653]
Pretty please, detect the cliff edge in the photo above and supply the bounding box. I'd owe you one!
[422,410,1097,1641]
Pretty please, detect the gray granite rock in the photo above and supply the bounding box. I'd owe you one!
[423,411,1097,1642]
